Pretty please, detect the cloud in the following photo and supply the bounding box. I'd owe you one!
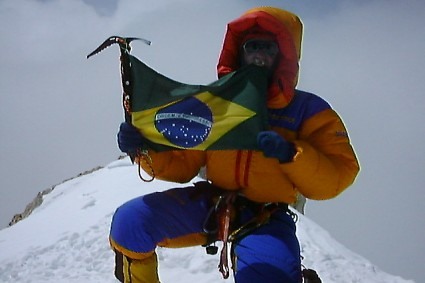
[298,0,425,280]
[0,0,424,282]
[0,0,251,230]
[82,0,118,16]
[0,0,119,227]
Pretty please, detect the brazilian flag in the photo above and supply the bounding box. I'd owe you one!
[128,55,269,151]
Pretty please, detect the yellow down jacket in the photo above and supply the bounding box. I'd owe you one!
[139,7,359,204]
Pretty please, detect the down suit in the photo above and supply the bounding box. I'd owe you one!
[110,6,360,283]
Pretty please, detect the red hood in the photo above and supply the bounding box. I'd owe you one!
[217,7,303,108]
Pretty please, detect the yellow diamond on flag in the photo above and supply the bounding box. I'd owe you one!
[132,91,256,150]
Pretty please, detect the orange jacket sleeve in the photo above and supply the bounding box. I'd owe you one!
[280,108,359,200]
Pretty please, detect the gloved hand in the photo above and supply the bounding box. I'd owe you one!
[117,122,145,153]
[257,131,295,163]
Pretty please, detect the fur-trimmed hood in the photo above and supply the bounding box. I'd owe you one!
[217,7,303,108]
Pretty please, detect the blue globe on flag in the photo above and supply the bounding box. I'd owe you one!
[154,97,213,148]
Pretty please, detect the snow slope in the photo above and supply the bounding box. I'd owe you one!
[0,158,414,283]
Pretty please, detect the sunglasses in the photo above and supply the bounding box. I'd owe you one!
[242,40,279,57]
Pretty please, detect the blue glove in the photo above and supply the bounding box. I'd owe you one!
[257,131,295,163]
[117,122,145,153]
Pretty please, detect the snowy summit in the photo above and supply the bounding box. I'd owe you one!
[0,158,414,283]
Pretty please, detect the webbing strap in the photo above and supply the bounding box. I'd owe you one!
[216,192,237,279]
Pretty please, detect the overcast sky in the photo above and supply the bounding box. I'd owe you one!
[1,0,424,282]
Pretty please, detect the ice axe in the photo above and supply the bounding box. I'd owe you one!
[87,36,151,123]
[87,36,155,182]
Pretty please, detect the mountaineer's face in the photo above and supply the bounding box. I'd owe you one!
[242,39,279,69]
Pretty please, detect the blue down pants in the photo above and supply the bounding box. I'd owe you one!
[110,185,301,283]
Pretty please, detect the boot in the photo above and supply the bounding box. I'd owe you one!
[302,268,322,283]
[115,250,160,283]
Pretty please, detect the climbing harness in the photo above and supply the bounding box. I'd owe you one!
[200,185,321,281]
[202,188,291,279]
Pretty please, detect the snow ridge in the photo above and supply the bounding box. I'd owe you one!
[0,158,415,283]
